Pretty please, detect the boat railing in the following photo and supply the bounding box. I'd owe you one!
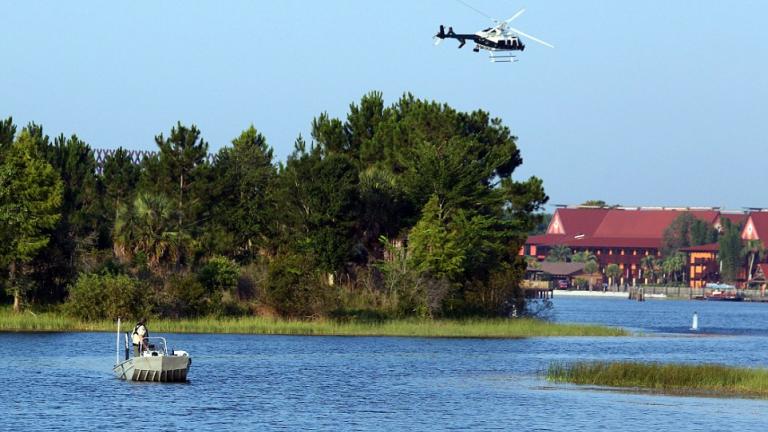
[122,333,170,357]
[141,337,169,356]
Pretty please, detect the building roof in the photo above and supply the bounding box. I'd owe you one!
[742,212,768,242]
[753,263,768,280]
[528,234,662,249]
[528,207,724,251]
[528,262,586,276]
[592,210,719,239]
[680,242,720,253]
[547,208,609,236]
[719,213,748,228]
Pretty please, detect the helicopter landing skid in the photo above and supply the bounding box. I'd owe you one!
[489,53,518,63]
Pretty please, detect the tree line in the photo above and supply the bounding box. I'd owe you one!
[0,92,548,319]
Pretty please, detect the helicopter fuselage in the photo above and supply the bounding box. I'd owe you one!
[435,25,525,52]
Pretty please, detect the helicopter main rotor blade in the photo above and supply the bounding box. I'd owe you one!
[505,9,526,23]
[455,0,493,21]
[506,26,554,48]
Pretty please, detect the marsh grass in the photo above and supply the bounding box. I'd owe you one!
[547,361,768,398]
[0,308,626,337]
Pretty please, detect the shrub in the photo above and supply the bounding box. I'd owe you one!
[239,261,268,301]
[158,274,221,318]
[462,265,526,317]
[218,290,249,317]
[265,254,333,318]
[65,273,147,321]
[198,256,240,293]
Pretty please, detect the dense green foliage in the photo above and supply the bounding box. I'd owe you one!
[0,126,63,311]
[662,212,718,256]
[547,361,768,398]
[0,92,548,319]
[65,273,147,321]
[546,245,572,262]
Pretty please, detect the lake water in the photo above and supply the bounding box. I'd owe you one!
[2,297,768,431]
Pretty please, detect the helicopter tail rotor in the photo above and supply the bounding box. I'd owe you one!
[434,25,446,46]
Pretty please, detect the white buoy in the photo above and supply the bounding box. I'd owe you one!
[691,312,698,331]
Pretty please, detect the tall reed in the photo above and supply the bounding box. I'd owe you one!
[547,361,768,397]
[0,308,626,337]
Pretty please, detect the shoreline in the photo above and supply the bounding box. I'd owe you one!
[0,310,627,338]
[554,290,630,299]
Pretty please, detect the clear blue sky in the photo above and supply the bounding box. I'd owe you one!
[2,1,766,210]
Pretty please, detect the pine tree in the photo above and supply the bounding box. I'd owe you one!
[0,129,63,311]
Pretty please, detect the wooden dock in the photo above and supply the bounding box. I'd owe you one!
[520,280,554,299]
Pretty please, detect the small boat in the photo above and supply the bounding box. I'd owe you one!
[112,319,192,382]
[704,289,743,302]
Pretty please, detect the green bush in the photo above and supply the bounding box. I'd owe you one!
[158,274,221,318]
[238,261,268,301]
[198,256,240,293]
[265,254,333,318]
[65,273,147,321]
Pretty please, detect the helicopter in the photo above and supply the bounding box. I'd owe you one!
[434,8,553,63]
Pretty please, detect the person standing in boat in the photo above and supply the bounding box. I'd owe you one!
[132,318,149,357]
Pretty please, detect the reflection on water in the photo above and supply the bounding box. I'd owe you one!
[1,298,767,431]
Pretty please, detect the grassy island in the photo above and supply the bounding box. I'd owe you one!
[0,309,626,338]
[547,361,768,398]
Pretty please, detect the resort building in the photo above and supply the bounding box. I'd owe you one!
[523,206,750,288]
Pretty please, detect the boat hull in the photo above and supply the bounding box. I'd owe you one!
[113,355,191,382]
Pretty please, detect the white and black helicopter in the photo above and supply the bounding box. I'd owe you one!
[434,7,553,63]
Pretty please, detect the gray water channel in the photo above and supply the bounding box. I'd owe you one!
[2,297,767,431]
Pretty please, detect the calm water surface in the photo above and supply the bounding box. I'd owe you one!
[2,297,768,431]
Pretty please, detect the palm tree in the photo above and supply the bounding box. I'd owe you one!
[572,251,599,287]
[605,263,621,288]
[662,253,686,284]
[571,250,597,263]
[744,240,764,282]
[583,259,599,275]
[114,193,190,272]
[640,255,659,284]
[546,244,572,262]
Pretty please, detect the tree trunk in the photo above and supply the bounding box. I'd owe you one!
[13,291,21,313]
[179,173,184,227]
[9,261,20,313]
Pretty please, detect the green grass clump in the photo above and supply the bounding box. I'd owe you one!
[145,317,627,338]
[547,361,768,398]
[0,307,626,338]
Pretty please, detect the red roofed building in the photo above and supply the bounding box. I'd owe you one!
[718,212,749,230]
[739,212,768,286]
[524,206,742,287]
[741,212,768,243]
[680,243,720,288]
